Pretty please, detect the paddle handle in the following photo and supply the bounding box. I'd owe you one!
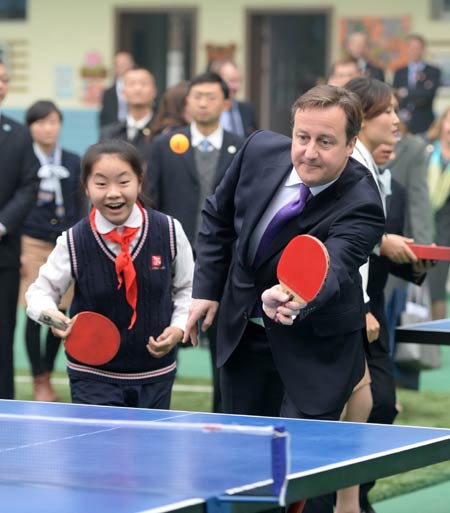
[279,281,304,304]
[38,310,70,331]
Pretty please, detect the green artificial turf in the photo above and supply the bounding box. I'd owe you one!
[369,388,450,502]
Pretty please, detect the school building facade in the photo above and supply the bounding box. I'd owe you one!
[1,0,450,151]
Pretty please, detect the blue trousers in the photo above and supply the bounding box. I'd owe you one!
[70,375,175,409]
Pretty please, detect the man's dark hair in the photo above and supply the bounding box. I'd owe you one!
[188,72,230,99]
[292,84,362,143]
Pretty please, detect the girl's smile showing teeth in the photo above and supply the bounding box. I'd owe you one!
[86,153,142,226]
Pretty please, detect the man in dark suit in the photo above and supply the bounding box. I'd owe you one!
[345,31,385,81]
[147,72,244,247]
[147,72,244,413]
[0,60,39,399]
[393,34,441,134]
[217,61,257,137]
[184,85,385,513]
[101,67,157,163]
[99,51,135,127]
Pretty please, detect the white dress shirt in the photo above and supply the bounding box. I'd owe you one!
[190,122,224,150]
[126,112,153,140]
[25,204,194,333]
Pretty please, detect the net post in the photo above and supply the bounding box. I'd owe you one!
[206,496,231,513]
[271,424,289,505]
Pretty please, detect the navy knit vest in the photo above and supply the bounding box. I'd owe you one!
[66,208,177,384]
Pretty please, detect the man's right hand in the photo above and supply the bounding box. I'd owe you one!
[261,284,305,325]
[183,299,219,346]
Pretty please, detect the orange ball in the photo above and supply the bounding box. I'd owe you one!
[169,133,190,154]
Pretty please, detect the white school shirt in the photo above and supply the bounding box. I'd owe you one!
[25,204,194,333]
[126,112,153,140]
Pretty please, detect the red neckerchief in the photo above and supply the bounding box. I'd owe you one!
[89,204,143,329]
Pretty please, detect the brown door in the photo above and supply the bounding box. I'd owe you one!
[116,8,196,103]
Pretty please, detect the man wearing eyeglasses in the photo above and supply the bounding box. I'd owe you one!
[146,72,244,413]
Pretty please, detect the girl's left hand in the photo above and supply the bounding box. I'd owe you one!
[147,326,183,358]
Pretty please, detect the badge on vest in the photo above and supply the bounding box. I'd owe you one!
[151,255,163,270]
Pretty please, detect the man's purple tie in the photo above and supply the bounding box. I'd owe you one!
[254,182,310,266]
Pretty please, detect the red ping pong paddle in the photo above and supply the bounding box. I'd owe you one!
[38,310,120,366]
[277,235,330,303]
[407,243,450,262]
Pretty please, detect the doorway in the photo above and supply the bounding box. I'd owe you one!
[247,9,330,135]
[116,8,197,103]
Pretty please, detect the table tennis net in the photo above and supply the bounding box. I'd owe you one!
[0,413,289,503]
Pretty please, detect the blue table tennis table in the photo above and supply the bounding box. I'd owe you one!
[1,400,450,513]
[396,318,450,345]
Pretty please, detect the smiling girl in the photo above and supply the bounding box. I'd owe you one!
[25,139,194,408]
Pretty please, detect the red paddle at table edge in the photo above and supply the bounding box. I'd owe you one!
[407,243,450,262]
[38,310,121,366]
[277,235,330,303]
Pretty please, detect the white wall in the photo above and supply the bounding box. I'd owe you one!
[0,0,449,110]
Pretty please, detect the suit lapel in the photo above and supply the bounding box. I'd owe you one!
[0,117,13,150]
[215,131,238,186]
[179,126,198,184]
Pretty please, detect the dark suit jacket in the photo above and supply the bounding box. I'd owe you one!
[193,130,386,416]
[0,115,39,268]
[99,84,119,127]
[100,118,154,163]
[365,62,385,82]
[393,63,441,134]
[147,125,244,246]
[22,150,84,243]
[368,179,425,352]
[237,100,258,136]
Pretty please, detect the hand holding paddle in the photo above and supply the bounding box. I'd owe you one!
[38,310,120,366]
[407,243,450,262]
[261,286,305,325]
[38,310,72,337]
[277,235,329,303]
[262,235,330,325]
[380,234,417,264]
